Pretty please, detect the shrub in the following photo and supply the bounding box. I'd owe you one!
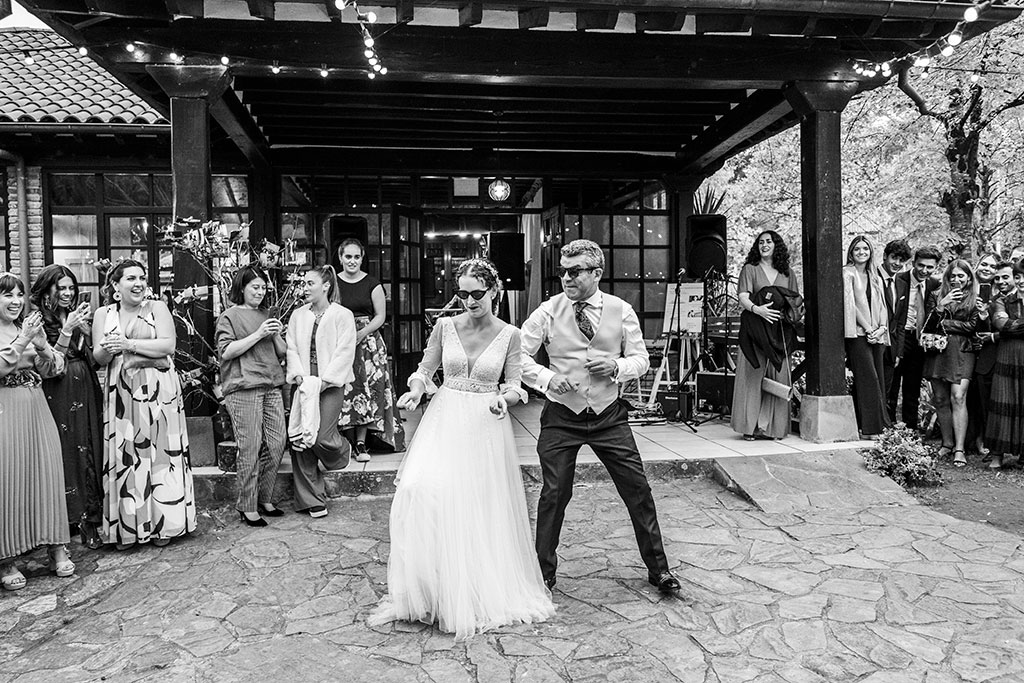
[863,422,943,488]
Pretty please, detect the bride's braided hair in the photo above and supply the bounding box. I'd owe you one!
[456,258,503,312]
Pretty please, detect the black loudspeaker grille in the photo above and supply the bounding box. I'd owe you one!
[487,232,526,291]
[687,214,727,278]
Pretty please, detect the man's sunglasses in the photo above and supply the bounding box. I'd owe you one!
[455,289,489,301]
[557,266,597,279]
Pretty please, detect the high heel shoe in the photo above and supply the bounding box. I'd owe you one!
[259,505,285,517]
[240,511,268,527]
[48,545,75,578]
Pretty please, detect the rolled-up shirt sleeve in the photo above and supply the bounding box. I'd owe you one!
[519,301,556,393]
[615,303,649,382]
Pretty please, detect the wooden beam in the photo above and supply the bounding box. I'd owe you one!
[458,2,481,28]
[246,102,727,121]
[576,10,616,31]
[246,0,275,20]
[324,0,341,21]
[209,88,272,171]
[82,0,168,19]
[635,11,685,33]
[146,65,231,101]
[396,0,413,23]
[518,7,548,30]
[263,133,687,152]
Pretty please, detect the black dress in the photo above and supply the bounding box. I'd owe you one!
[42,324,103,528]
[986,293,1024,455]
[923,293,978,384]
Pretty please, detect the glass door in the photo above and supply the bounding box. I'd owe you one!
[541,204,565,299]
[391,205,425,383]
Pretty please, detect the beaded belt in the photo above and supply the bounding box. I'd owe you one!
[443,377,498,394]
[0,369,41,389]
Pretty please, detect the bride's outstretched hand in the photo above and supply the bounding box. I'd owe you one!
[489,394,508,419]
[397,390,422,411]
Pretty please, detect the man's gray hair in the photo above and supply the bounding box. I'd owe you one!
[561,239,605,269]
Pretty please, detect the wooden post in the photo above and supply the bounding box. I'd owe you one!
[249,165,278,247]
[784,81,859,442]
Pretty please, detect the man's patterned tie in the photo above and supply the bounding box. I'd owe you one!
[574,301,595,341]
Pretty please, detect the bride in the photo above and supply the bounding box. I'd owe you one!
[368,258,555,640]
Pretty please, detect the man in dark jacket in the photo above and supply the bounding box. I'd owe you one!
[879,239,912,412]
[889,245,942,429]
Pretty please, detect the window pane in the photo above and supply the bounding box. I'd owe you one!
[399,215,409,241]
[409,245,420,279]
[644,215,669,246]
[49,174,95,206]
[563,215,581,242]
[51,248,98,284]
[109,216,150,247]
[281,213,310,243]
[104,174,150,207]
[381,213,392,246]
[645,282,668,314]
[643,317,662,339]
[644,185,668,210]
[213,176,249,208]
[615,282,641,311]
[613,248,640,279]
[582,214,610,244]
[111,248,148,268]
[365,214,381,245]
[214,213,248,243]
[613,214,640,245]
[52,215,97,247]
[644,249,670,279]
[399,283,411,315]
[151,175,172,207]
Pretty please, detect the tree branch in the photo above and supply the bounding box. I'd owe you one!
[898,67,942,119]
[981,89,1024,128]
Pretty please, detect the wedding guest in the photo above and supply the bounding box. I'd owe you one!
[968,253,1001,457]
[30,264,104,548]
[370,259,554,640]
[335,239,405,460]
[731,230,802,440]
[843,236,891,437]
[216,265,288,528]
[93,260,196,548]
[878,239,912,416]
[889,246,942,429]
[923,260,980,467]
[985,260,1024,470]
[286,265,356,518]
[0,273,74,590]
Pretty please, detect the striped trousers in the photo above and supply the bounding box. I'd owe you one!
[223,387,287,513]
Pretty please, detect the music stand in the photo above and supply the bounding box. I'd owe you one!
[678,267,734,430]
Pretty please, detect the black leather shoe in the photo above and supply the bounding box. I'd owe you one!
[259,505,285,517]
[648,571,681,594]
[239,512,268,527]
[544,576,556,589]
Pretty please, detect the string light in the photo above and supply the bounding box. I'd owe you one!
[948,29,963,47]
[22,51,34,65]
[970,71,981,83]
[363,36,374,48]
[320,64,329,78]
[125,42,136,53]
[78,46,88,56]
[358,11,377,23]
[271,60,281,74]
[367,71,376,79]
[941,42,955,57]
[220,55,230,65]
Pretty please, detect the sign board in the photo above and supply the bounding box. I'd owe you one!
[662,283,703,335]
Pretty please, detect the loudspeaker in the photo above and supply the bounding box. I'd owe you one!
[687,214,727,278]
[696,371,734,411]
[487,232,525,291]
[329,215,369,268]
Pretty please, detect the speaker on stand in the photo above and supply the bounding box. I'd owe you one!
[686,214,727,278]
[486,232,525,291]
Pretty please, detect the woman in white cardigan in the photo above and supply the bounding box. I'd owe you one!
[843,236,892,438]
[286,264,356,518]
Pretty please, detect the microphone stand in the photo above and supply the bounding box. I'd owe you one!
[677,266,730,430]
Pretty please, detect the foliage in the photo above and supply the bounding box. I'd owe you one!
[693,185,727,215]
[863,423,943,488]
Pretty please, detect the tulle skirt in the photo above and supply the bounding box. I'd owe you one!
[368,385,555,640]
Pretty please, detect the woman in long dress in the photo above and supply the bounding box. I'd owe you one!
[369,259,555,641]
[93,259,196,548]
[0,273,74,590]
[30,264,104,548]
[985,260,1024,470]
[730,230,801,440]
[842,236,891,437]
[335,239,405,460]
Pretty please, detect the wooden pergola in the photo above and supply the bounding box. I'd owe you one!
[15,0,1022,439]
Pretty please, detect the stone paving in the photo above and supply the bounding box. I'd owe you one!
[2,474,1023,683]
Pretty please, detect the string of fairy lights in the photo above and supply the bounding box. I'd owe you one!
[6,0,389,79]
[850,0,995,80]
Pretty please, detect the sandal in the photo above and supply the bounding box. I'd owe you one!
[742,434,756,442]
[936,445,953,458]
[0,563,26,591]
[48,545,75,578]
[952,450,967,468]
[988,454,1003,470]
[80,524,102,550]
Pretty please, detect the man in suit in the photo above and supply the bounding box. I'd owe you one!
[971,258,1013,455]
[878,239,912,416]
[520,239,680,596]
[889,245,942,429]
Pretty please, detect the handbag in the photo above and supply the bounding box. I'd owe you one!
[919,310,948,353]
[123,353,171,370]
[760,326,799,400]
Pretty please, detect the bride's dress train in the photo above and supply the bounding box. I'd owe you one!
[368,317,555,640]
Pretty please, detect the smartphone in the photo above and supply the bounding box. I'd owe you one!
[76,291,92,306]
[979,282,992,302]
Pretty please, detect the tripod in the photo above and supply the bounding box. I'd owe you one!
[676,268,733,430]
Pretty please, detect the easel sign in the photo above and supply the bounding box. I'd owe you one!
[663,283,704,335]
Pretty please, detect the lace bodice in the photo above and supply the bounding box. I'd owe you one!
[409,317,526,398]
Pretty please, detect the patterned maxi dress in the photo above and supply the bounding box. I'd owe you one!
[100,301,196,545]
[368,317,555,640]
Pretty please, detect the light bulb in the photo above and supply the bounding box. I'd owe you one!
[488,178,511,202]
[221,55,230,65]
[271,61,281,74]
[125,42,136,53]
[380,67,387,75]
[941,43,955,57]
[369,57,378,65]
[169,51,179,62]
[881,61,891,72]
[366,11,377,23]
[364,36,374,48]
[914,55,931,68]
[372,63,382,72]
[320,66,329,78]
[971,72,981,82]
[921,68,931,78]
[78,46,88,56]
[364,49,374,58]
[964,6,980,22]
[23,52,34,65]
[367,71,376,79]
[948,30,963,46]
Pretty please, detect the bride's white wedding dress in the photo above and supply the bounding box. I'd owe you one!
[368,316,555,640]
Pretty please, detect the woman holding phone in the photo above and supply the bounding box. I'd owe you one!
[30,265,104,548]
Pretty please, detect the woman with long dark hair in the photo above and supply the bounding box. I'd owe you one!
[285,264,356,518]
[985,259,1024,469]
[730,230,802,440]
[216,265,287,527]
[843,236,891,437]
[30,264,104,548]
[335,238,405,460]
[923,259,980,467]
[93,259,196,548]
[0,272,74,590]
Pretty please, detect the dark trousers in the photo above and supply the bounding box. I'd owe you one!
[535,399,669,582]
[292,386,351,510]
[883,346,897,420]
[890,330,927,429]
[845,337,891,436]
[967,370,994,447]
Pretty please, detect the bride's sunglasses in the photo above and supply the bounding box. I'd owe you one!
[455,289,488,301]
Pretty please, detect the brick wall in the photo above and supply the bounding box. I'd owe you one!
[5,165,44,279]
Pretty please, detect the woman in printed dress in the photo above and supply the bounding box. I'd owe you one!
[93,260,196,549]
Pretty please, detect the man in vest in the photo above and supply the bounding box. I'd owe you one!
[520,239,680,596]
